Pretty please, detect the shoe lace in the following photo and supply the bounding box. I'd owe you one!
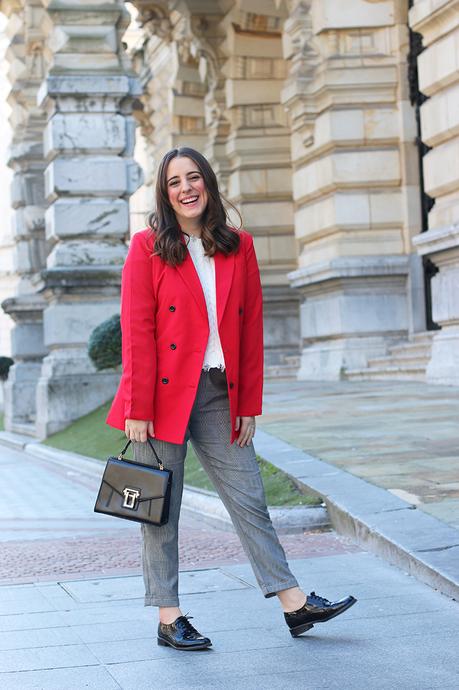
[309,591,331,606]
[177,613,200,638]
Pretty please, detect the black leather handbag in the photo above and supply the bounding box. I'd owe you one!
[94,438,172,526]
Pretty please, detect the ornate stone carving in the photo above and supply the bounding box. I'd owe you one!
[281,0,318,142]
[220,0,298,365]
[136,1,173,42]
[1,0,48,434]
[129,0,228,185]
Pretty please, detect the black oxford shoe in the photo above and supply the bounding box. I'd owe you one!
[157,615,212,650]
[284,591,357,637]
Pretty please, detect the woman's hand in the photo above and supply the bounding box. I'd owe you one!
[235,416,256,447]
[125,419,155,443]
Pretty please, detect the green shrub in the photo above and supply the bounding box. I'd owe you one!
[88,314,121,371]
[0,356,14,381]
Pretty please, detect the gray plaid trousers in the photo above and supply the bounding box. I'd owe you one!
[133,367,299,607]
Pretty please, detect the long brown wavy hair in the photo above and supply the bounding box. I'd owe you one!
[147,147,241,266]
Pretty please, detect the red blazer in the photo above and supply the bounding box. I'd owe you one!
[105,228,264,444]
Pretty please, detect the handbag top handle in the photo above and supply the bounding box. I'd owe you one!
[118,438,164,471]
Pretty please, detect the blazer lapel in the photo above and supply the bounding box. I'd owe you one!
[215,250,234,328]
[176,246,208,320]
[176,233,235,327]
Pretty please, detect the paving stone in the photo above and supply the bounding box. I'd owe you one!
[259,379,459,528]
[0,603,148,633]
[59,568,252,605]
[0,596,58,616]
[88,636,170,664]
[422,500,459,521]
[67,619,154,644]
[0,626,84,651]
[0,585,37,600]
[416,544,459,577]
[105,634,458,690]
[318,610,459,639]
[0,665,121,689]
[87,626,289,665]
[0,643,99,672]
[364,508,459,551]
[106,659,226,690]
[0,610,68,633]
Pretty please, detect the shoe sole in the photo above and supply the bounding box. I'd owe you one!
[289,622,315,637]
[289,597,357,638]
[157,636,212,651]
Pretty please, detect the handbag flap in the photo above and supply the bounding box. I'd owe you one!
[102,457,171,501]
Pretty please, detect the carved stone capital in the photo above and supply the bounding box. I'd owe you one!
[135,1,173,42]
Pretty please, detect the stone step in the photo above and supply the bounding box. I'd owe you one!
[8,421,37,438]
[388,333,433,354]
[367,352,431,368]
[344,331,434,382]
[345,364,426,381]
[388,342,432,358]
[283,355,301,366]
[264,365,299,380]
[408,331,436,343]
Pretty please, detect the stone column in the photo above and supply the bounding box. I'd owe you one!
[283,0,423,380]
[187,8,232,192]
[0,0,48,435]
[222,0,300,366]
[129,1,215,217]
[34,0,143,437]
[0,14,14,370]
[410,0,459,385]
[132,0,300,368]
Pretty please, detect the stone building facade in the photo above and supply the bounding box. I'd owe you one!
[0,0,458,439]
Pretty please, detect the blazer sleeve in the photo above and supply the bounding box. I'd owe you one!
[120,231,157,421]
[237,232,264,417]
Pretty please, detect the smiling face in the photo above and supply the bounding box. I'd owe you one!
[166,156,209,230]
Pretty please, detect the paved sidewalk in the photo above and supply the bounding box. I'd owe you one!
[0,443,356,584]
[259,379,459,529]
[1,553,458,688]
[0,427,458,687]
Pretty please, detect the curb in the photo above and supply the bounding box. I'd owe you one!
[0,432,329,534]
[180,484,329,534]
[254,429,459,600]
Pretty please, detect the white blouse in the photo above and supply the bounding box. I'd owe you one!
[185,234,226,371]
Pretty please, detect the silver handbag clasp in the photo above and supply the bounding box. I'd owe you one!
[122,487,141,509]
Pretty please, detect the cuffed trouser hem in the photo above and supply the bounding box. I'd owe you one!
[262,577,300,599]
[144,595,180,607]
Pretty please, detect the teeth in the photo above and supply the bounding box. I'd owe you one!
[181,196,198,204]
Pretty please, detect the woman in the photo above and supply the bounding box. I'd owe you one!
[106,147,356,650]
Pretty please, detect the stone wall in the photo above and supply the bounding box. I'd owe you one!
[283,0,424,379]
[0,14,14,365]
[410,0,459,385]
[0,0,48,432]
[0,0,143,437]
